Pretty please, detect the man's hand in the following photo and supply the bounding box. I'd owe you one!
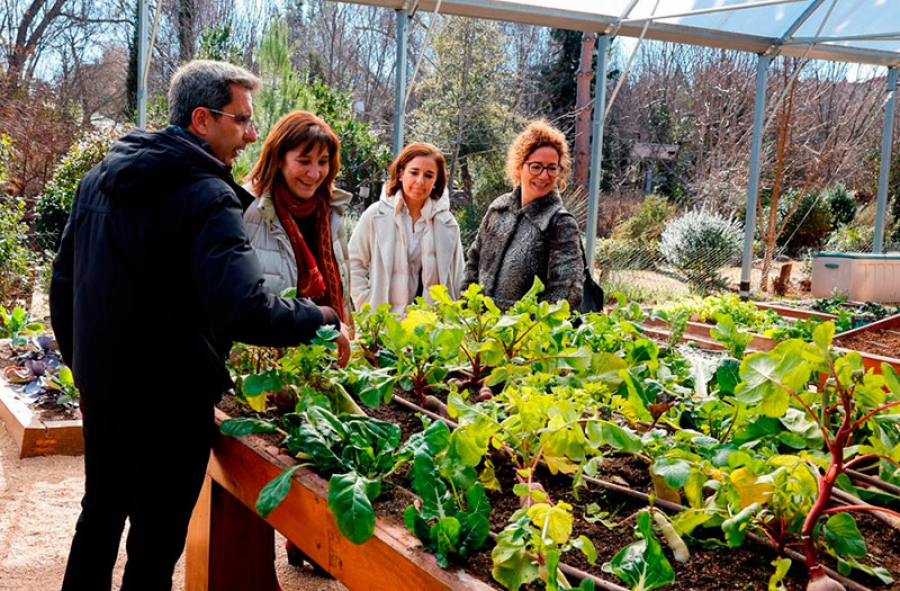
[335,322,351,368]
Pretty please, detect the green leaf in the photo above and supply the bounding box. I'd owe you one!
[604,511,674,590]
[458,514,491,557]
[432,516,461,568]
[220,417,280,437]
[328,472,380,545]
[735,344,811,417]
[715,358,741,396]
[404,505,434,549]
[779,408,824,449]
[768,558,792,591]
[410,453,446,519]
[588,421,644,454]
[492,528,540,591]
[824,513,866,558]
[527,502,574,545]
[352,369,398,407]
[651,457,692,489]
[590,352,628,387]
[812,321,835,350]
[466,483,491,519]
[256,465,300,518]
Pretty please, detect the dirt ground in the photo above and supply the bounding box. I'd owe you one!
[0,423,347,591]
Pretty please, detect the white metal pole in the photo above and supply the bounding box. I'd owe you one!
[392,9,409,157]
[585,34,610,277]
[137,0,149,129]
[874,67,898,254]
[739,53,772,299]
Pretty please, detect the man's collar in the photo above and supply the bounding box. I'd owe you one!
[167,125,219,162]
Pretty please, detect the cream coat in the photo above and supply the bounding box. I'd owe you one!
[348,186,464,314]
[243,186,353,319]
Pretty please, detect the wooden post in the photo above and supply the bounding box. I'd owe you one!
[773,263,792,296]
[186,474,277,591]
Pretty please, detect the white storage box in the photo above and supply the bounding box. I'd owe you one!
[811,252,900,303]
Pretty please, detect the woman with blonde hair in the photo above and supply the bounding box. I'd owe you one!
[349,142,464,314]
[463,120,583,311]
[243,110,352,323]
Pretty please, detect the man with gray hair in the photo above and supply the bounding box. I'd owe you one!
[50,59,350,590]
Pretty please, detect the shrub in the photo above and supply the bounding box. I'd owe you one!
[825,185,856,228]
[0,134,41,306]
[35,128,120,252]
[775,190,833,256]
[611,193,675,241]
[824,223,874,253]
[659,209,742,293]
[595,238,660,272]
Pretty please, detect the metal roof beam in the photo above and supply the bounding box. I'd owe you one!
[785,33,900,44]
[620,0,806,25]
[332,0,900,66]
[776,0,825,45]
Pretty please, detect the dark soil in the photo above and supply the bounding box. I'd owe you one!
[217,390,900,591]
[836,328,900,358]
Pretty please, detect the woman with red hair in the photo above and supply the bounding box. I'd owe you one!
[244,110,352,323]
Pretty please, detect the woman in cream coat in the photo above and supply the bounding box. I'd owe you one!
[349,143,464,314]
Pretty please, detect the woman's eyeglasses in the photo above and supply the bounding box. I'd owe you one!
[524,162,560,177]
[207,108,256,134]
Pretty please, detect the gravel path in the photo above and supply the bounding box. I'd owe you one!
[0,423,347,590]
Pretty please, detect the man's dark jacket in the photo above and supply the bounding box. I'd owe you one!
[50,127,330,411]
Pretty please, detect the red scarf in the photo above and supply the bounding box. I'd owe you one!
[272,183,345,322]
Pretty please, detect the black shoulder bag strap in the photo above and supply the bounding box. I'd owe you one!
[544,210,604,313]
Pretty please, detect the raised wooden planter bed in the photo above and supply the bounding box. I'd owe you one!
[185,408,495,591]
[834,312,900,375]
[640,317,778,352]
[0,379,83,458]
[754,302,840,322]
[642,313,900,377]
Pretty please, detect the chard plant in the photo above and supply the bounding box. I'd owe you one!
[493,486,596,591]
[731,323,900,589]
[0,305,45,347]
[222,408,450,545]
[404,449,492,568]
[231,326,364,416]
[602,509,674,591]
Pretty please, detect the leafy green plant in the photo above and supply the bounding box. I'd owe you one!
[0,306,44,346]
[732,324,900,586]
[222,407,449,545]
[825,186,856,228]
[493,487,596,591]
[602,510,675,591]
[775,190,833,255]
[404,449,491,567]
[233,326,364,416]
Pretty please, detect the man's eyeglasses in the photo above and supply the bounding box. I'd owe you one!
[207,108,256,134]
[524,162,560,177]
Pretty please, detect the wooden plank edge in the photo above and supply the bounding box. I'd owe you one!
[755,302,840,322]
[832,312,900,340]
[0,380,83,458]
[210,408,495,591]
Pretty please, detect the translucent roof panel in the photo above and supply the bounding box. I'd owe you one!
[347,0,900,66]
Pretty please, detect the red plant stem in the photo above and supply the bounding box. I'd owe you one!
[801,380,854,575]
[852,399,900,431]
[843,453,895,473]
[821,504,900,520]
